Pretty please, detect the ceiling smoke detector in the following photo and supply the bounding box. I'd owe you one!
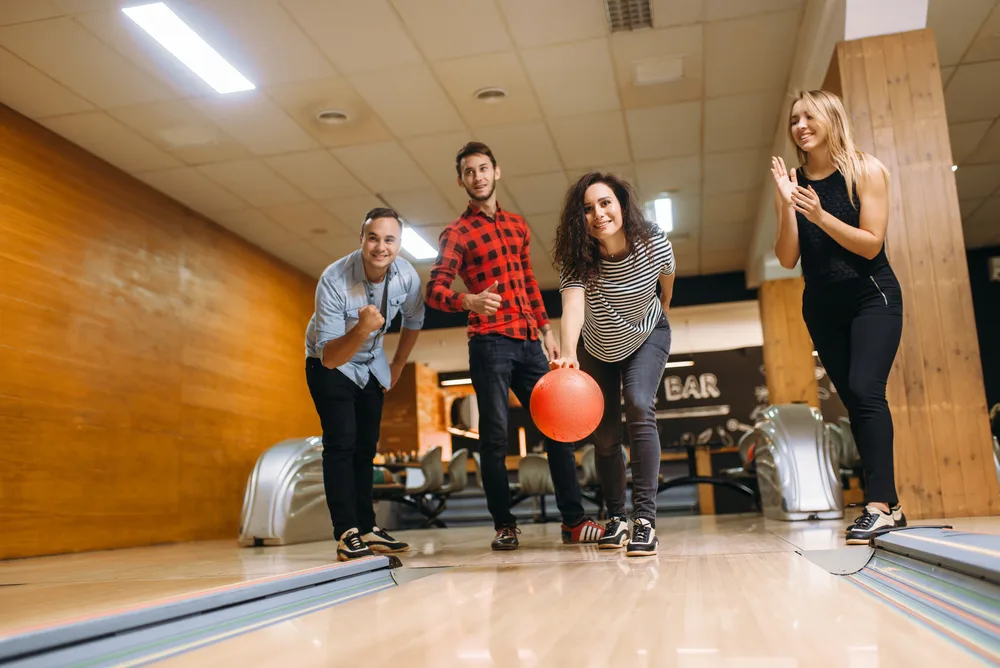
[604,0,652,32]
[474,87,508,103]
[315,109,349,124]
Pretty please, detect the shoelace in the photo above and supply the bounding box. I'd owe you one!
[605,517,625,536]
[498,526,520,540]
[853,510,880,530]
[373,528,392,541]
[343,533,367,551]
[632,521,651,543]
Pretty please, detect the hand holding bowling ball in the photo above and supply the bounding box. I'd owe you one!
[549,354,580,370]
[530,367,603,442]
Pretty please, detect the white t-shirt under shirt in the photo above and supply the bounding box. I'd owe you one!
[559,230,675,363]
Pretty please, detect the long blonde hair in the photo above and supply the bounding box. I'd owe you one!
[788,90,888,207]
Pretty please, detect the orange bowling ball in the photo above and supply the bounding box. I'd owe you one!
[529,368,604,443]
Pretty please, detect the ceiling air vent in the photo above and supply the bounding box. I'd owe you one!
[604,0,653,32]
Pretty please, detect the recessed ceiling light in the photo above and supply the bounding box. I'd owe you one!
[122,3,254,94]
[646,195,673,234]
[474,87,507,104]
[315,109,350,124]
[952,164,958,171]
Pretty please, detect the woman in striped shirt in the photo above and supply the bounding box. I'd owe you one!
[550,172,676,557]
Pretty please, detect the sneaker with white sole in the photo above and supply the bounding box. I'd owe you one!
[363,527,409,553]
[598,516,629,549]
[626,518,657,557]
[846,505,896,544]
[337,528,374,561]
[846,504,906,533]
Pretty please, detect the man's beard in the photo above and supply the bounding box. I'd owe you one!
[465,181,496,202]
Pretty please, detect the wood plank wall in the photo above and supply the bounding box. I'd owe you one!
[0,105,321,559]
[824,29,1000,518]
[758,277,820,407]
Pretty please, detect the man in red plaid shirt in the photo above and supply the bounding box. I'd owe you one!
[426,142,604,550]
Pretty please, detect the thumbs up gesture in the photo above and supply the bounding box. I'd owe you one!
[465,280,502,315]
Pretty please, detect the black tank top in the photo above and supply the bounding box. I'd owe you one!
[796,168,888,286]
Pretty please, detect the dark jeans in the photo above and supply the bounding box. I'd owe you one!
[579,318,671,525]
[305,357,384,540]
[802,264,903,507]
[469,334,586,529]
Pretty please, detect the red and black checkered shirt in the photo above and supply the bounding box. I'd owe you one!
[426,204,550,340]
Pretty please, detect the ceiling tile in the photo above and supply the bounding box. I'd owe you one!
[40,112,183,171]
[434,52,542,128]
[611,25,703,109]
[137,167,248,214]
[332,141,433,192]
[703,149,764,195]
[954,161,1000,200]
[626,102,701,161]
[635,155,702,197]
[475,122,563,176]
[704,90,782,153]
[702,190,758,227]
[943,61,1000,123]
[963,196,1000,247]
[320,193,387,229]
[959,198,986,220]
[402,132,475,193]
[565,163,637,186]
[525,213,559,250]
[651,0,704,27]
[279,0,422,75]
[927,0,996,67]
[267,239,337,277]
[181,0,335,87]
[498,0,607,48]
[521,38,619,118]
[349,65,465,137]
[962,1,1000,64]
[191,91,318,156]
[50,0,125,12]
[964,121,1000,165]
[705,0,802,21]
[391,0,511,60]
[704,9,801,97]
[310,233,364,263]
[700,221,748,252]
[198,159,308,207]
[380,189,456,226]
[0,46,94,118]
[0,17,176,107]
[0,1,63,25]
[551,111,631,169]
[264,150,368,200]
[261,200,351,237]
[504,172,570,215]
[108,99,252,165]
[266,77,394,149]
[949,120,993,164]
[670,192,702,237]
[212,207,303,253]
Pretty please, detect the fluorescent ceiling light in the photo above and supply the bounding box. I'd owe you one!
[122,3,254,94]
[665,360,694,369]
[441,378,472,387]
[648,196,673,233]
[401,227,437,260]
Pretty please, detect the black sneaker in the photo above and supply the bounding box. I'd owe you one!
[491,526,520,551]
[363,527,409,554]
[598,516,629,549]
[846,504,906,533]
[626,518,657,557]
[337,528,374,561]
[846,505,896,545]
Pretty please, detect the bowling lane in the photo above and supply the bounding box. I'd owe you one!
[151,522,985,668]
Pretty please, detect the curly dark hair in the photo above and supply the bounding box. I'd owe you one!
[552,172,659,290]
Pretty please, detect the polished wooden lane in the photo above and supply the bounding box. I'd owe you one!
[145,515,997,667]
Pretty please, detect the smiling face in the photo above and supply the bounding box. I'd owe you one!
[359,216,401,275]
[789,98,828,153]
[458,152,499,202]
[583,182,623,242]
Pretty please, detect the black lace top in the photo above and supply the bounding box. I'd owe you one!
[795,168,888,286]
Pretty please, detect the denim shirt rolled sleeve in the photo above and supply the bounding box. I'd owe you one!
[312,274,346,354]
[398,262,426,331]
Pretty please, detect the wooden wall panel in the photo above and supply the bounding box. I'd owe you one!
[758,277,820,407]
[0,105,320,559]
[825,29,1000,518]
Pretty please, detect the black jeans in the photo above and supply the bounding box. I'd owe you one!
[579,317,671,525]
[802,264,903,507]
[305,357,384,540]
[469,334,586,529]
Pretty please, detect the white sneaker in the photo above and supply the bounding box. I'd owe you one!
[625,519,658,557]
[846,505,896,545]
[598,516,629,549]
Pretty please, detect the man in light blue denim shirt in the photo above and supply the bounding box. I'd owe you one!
[304,207,425,561]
